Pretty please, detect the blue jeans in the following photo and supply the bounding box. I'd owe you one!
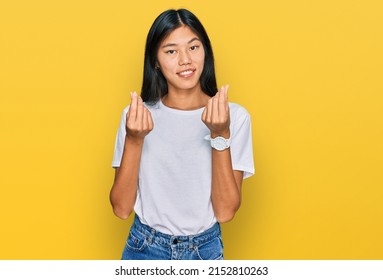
[121,215,224,260]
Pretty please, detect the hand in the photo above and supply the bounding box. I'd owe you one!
[201,85,230,138]
[125,92,153,141]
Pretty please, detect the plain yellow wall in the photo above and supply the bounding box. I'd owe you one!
[1,0,382,259]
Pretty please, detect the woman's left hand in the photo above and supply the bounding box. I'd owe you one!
[202,85,230,138]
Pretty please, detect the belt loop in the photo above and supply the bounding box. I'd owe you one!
[147,228,155,245]
[188,236,193,250]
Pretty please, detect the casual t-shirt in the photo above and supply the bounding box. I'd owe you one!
[112,99,254,235]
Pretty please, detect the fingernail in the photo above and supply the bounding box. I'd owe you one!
[132,92,137,97]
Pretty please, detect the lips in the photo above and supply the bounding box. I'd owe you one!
[177,68,196,78]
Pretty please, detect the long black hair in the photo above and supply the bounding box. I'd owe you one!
[141,9,218,103]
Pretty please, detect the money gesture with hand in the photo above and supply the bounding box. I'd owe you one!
[126,92,154,141]
[201,85,230,138]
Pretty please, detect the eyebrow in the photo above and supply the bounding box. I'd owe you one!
[161,37,201,48]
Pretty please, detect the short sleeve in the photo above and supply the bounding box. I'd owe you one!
[111,106,129,168]
[229,105,255,179]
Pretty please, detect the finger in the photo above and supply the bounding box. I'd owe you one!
[201,107,207,122]
[224,84,229,99]
[223,85,229,114]
[212,90,220,123]
[129,92,138,121]
[217,86,226,118]
[126,96,131,119]
[147,110,154,131]
[143,106,148,130]
[136,94,143,129]
[218,86,227,118]
[225,85,231,125]
[206,97,213,123]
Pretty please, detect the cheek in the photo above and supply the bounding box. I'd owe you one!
[158,57,175,71]
[198,58,205,74]
[160,64,175,78]
[197,52,205,66]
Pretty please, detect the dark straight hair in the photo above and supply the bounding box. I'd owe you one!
[141,9,218,104]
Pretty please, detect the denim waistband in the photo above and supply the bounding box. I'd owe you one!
[132,215,221,248]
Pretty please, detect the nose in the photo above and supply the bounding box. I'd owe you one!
[178,50,191,66]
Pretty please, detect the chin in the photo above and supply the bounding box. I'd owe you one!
[169,81,201,91]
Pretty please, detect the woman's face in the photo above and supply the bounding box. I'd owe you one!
[156,26,205,93]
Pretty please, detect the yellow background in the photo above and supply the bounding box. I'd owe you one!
[1,0,382,259]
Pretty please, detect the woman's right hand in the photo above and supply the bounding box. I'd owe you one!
[126,92,154,141]
[111,91,152,220]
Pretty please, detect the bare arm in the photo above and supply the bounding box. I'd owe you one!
[202,85,242,223]
[211,148,243,223]
[110,92,153,219]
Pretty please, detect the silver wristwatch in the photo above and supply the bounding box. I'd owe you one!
[205,135,231,151]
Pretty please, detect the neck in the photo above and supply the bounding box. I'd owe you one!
[162,87,210,110]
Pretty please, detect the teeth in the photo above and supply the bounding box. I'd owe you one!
[179,70,193,75]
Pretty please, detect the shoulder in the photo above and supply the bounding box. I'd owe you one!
[144,101,160,112]
[229,102,251,120]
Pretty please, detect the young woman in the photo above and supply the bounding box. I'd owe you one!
[110,8,254,260]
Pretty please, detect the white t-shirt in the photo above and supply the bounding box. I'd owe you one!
[112,100,254,235]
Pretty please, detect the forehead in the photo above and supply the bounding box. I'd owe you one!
[160,26,200,46]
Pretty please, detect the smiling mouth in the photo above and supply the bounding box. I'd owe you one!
[177,69,195,77]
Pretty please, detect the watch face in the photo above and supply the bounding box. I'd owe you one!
[213,137,227,151]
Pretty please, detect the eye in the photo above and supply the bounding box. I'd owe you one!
[166,50,176,54]
[190,45,199,51]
